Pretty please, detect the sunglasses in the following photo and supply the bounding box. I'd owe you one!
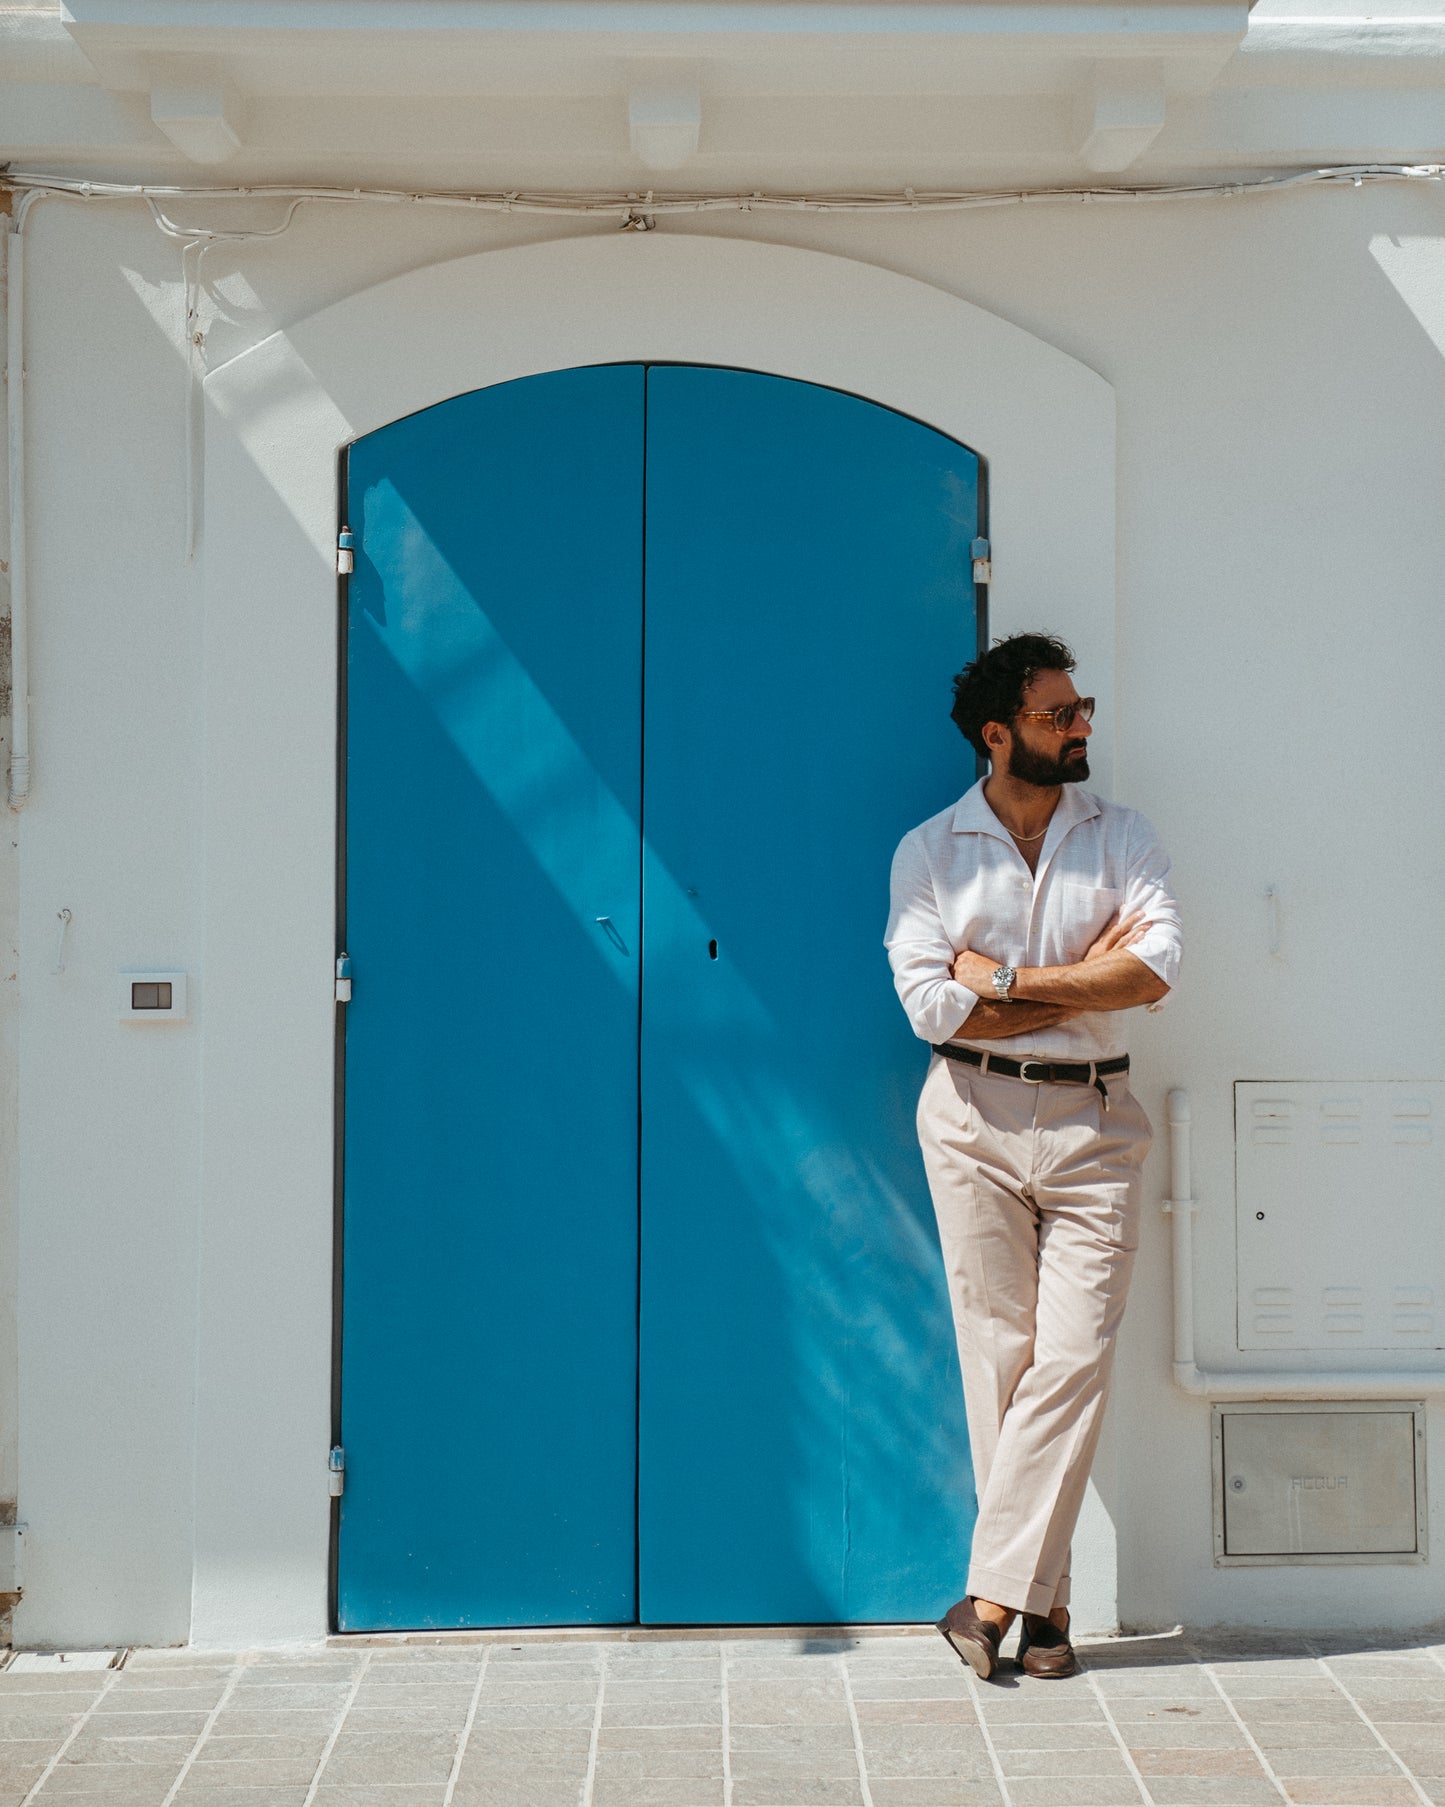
[1015,697,1096,734]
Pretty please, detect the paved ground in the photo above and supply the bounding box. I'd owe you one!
[0,1627,1442,1807]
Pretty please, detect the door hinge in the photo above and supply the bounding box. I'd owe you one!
[335,953,352,1003]
[971,536,991,585]
[337,527,355,576]
[328,1447,346,1498]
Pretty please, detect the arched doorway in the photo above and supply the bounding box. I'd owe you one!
[338,362,983,1629]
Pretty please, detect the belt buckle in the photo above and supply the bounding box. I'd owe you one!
[1018,1060,1049,1083]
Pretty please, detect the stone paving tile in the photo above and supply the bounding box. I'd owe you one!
[1131,1749,1269,1776]
[29,1766,180,1800]
[1115,1722,1263,1750]
[63,1707,213,1739]
[1143,1783,1286,1805]
[602,1701,724,1727]
[111,1664,233,1682]
[865,1749,997,1781]
[727,1778,862,1806]
[1264,1745,1406,1775]
[1317,1680,1445,1702]
[205,1705,337,1734]
[473,1699,600,1728]
[1372,1702,1445,1723]
[0,1758,49,1795]
[95,1685,229,1713]
[1386,1732,1445,1759]
[600,1680,720,1703]
[469,1726,591,1758]
[172,1791,317,1807]
[1003,1781,1146,1807]
[475,1681,597,1703]
[456,1756,589,1782]
[867,1784,1004,1807]
[1227,1700,1363,1721]
[343,1706,474,1732]
[974,1698,1108,1723]
[218,1683,352,1712]
[1207,1680,1345,1700]
[0,1715,91,1743]
[125,1650,230,1669]
[728,1692,853,1726]
[1251,1723,1384,1748]
[1278,1785,1422,1806]
[1088,1672,1220,1697]
[173,1755,326,1788]
[193,1730,334,1762]
[450,1786,585,1807]
[598,1724,721,1750]
[485,1666,603,1687]
[310,1791,451,1807]
[855,1698,978,1724]
[58,1727,197,1765]
[729,1723,857,1753]
[0,1676,107,1696]
[320,1729,464,1785]
[846,1676,971,1702]
[593,1784,725,1807]
[984,1723,1123,1750]
[594,1749,724,1778]
[996,1747,1134,1780]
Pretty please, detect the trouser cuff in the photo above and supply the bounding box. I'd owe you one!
[966,1564,1066,1618]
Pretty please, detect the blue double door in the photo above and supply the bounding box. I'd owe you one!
[340,364,979,1631]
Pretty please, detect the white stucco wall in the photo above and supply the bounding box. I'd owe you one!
[5,178,1443,1647]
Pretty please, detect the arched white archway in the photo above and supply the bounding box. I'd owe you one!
[194,232,1115,1645]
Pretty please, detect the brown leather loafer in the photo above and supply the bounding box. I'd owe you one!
[1017,1610,1078,1679]
[935,1596,1005,1681]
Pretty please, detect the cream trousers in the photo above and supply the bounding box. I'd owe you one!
[917,1054,1152,1617]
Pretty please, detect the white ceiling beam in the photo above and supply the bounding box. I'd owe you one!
[1079,63,1167,171]
[628,78,701,170]
[149,67,247,163]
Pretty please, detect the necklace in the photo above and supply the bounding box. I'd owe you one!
[1007,824,1050,843]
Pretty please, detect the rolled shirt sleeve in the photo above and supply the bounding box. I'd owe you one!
[885,832,979,1043]
[1122,809,1183,1009]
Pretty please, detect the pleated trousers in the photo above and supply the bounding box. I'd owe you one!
[917,1053,1152,1617]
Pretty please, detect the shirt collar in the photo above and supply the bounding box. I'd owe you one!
[950,777,1101,846]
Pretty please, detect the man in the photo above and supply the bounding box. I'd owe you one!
[885,632,1181,1680]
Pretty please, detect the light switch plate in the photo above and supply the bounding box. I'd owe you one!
[119,972,188,1021]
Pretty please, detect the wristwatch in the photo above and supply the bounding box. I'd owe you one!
[991,964,1017,1002]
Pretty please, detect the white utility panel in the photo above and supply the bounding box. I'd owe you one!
[1213,1402,1425,1565]
[1235,1082,1444,1353]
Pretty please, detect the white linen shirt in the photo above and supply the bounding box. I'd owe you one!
[885,780,1182,1061]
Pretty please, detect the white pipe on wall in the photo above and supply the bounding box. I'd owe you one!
[4,192,40,811]
[1163,1088,1445,1397]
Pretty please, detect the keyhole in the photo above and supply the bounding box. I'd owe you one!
[708,939,718,960]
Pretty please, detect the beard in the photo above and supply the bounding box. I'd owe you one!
[1007,736,1090,786]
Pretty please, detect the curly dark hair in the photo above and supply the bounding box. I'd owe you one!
[950,633,1077,759]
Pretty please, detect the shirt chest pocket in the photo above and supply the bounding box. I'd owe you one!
[1053,883,1122,964]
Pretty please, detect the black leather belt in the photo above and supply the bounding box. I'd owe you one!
[930,1043,1128,1105]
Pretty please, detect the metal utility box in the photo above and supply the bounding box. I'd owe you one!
[1235,1082,1445,1352]
[1213,1402,1426,1565]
